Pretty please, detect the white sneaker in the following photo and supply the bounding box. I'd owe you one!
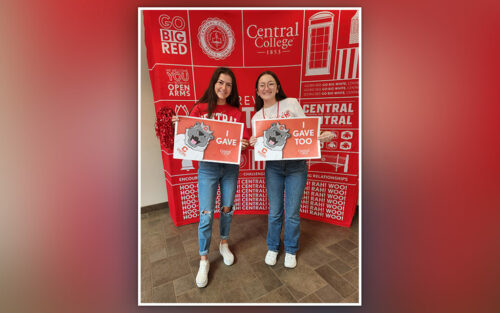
[195,259,210,288]
[284,253,297,268]
[219,242,234,266]
[265,250,278,266]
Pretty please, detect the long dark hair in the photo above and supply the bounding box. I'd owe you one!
[254,70,287,112]
[190,67,240,118]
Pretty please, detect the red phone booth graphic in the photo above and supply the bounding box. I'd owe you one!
[305,11,335,76]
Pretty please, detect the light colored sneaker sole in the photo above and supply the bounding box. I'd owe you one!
[265,251,278,266]
[219,244,234,266]
[195,261,209,288]
[284,254,297,268]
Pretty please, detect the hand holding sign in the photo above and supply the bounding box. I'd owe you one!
[241,138,249,150]
[318,131,334,142]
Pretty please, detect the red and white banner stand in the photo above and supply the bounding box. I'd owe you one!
[143,8,360,227]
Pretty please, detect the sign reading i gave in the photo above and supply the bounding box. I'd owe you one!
[253,117,321,161]
[174,116,244,165]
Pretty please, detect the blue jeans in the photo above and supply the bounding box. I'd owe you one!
[265,160,307,255]
[198,161,239,256]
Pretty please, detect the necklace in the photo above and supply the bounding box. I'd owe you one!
[262,101,279,119]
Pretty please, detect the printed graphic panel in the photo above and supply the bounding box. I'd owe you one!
[242,10,304,66]
[143,11,192,66]
[150,65,195,101]
[188,11,244,66]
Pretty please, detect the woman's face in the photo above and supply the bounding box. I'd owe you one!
[214,73,233,102]
[257,74,278,102]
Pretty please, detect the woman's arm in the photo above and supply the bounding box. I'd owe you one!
[249,136,257,146]
[241,138,249,150]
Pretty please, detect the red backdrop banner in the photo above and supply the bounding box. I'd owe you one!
[143,8,360,227]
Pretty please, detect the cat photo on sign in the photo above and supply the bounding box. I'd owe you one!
[255,122,291,160]
[174,121,214,160]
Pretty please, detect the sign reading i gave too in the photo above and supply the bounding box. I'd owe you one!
[253,117,321,161]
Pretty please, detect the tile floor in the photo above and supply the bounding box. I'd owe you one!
[141,205,359,304]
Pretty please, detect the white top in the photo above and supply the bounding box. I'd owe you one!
[251,97,306,123]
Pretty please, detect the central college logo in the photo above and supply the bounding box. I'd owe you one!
[197,18,235,60]
[246,22,299,55]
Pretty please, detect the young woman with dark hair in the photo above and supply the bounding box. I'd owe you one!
[173,67,249,287]
[250,71,333,268]
[189,67,241,118]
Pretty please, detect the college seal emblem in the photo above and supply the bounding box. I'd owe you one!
[197,18,235,60]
